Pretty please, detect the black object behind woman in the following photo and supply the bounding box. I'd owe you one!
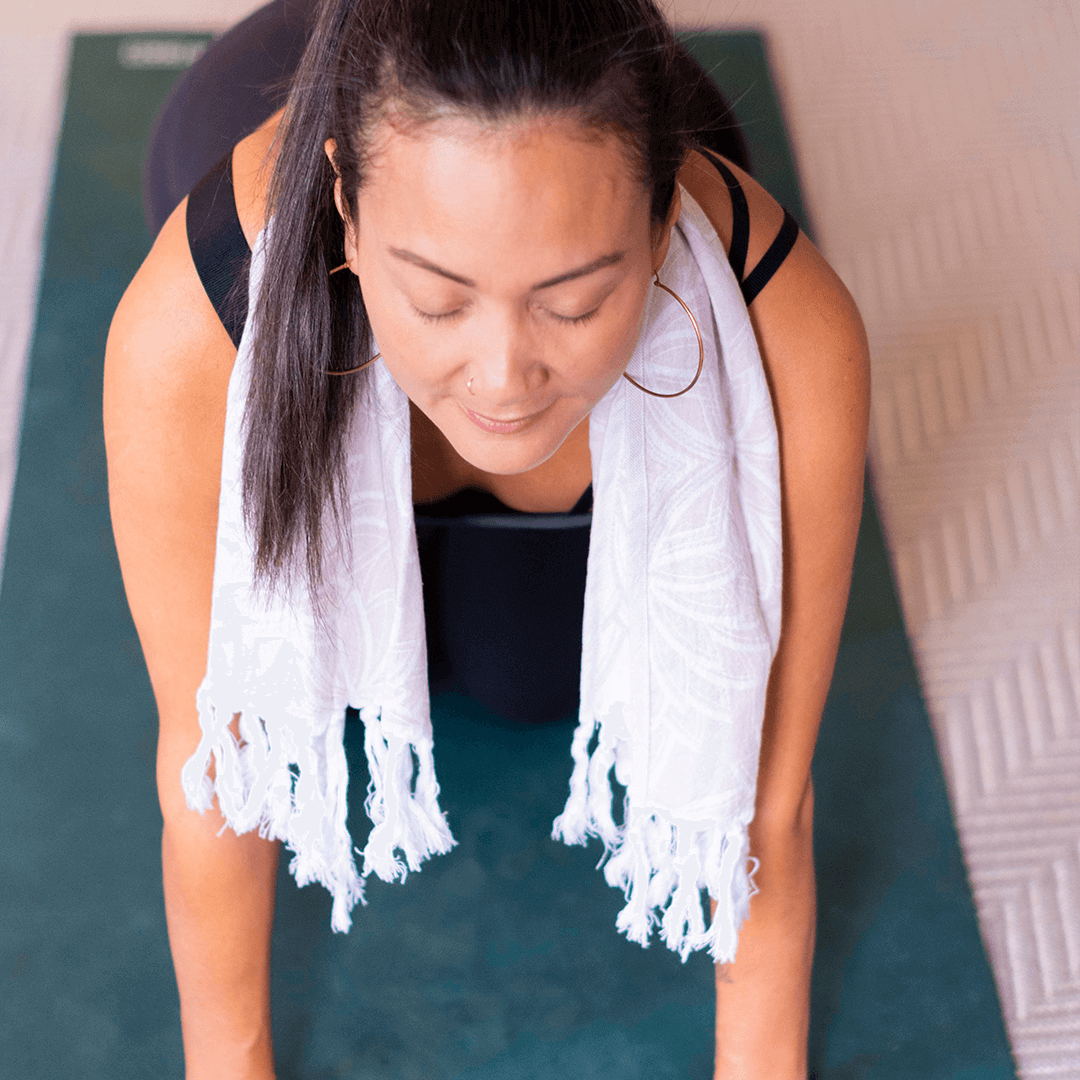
[143,0,749,239]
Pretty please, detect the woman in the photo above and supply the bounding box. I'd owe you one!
[104,0,870,1076]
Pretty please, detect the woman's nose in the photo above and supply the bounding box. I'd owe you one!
[466,308,545,405]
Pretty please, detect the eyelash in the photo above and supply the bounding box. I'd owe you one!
[411,305,602,326]
[556,307,601,325]
[412,306,461,325]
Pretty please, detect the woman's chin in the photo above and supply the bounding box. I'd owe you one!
[432,400,575,477]
[442,421,565,477]
[452,433,560,477]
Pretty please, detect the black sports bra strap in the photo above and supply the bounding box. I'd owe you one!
[701,150,800,306]
[186,153,251,349]
[740,209,799,306]
[706,155,750,282]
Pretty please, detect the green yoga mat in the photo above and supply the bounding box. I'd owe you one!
[0,32,1017,1080]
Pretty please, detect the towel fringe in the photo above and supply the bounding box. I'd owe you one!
[551,717,755,964]
[182,688,453,934]
[360,714,456,884]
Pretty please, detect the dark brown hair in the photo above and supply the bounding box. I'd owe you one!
[245,0,747,595]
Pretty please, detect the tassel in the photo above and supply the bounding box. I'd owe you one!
[552,704,629,852]
[612,827,657,947]
[659,825,707,962]
[361,728,409,882]
[359,716,456,886]
[550,714,597,846]
[703,828,753,964]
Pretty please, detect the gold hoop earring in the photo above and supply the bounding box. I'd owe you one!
[324,354,380,376]
[622,275,704,399]
[324,260,380,375]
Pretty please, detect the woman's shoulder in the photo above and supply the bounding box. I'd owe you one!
[106,108,286,416]
[231,107,285,247]
[103,192,236,631]
[680,148,867,365]
[679,148,870,461]
[106,194,236,429]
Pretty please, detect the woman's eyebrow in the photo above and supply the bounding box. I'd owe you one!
[387,248,626,290]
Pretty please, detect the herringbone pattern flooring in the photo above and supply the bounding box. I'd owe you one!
[0,31,66,565]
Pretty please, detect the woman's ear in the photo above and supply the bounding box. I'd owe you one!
[324,138,358,269]
[651,183,682,276]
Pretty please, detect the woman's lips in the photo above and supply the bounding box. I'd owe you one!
[461,402,549,434]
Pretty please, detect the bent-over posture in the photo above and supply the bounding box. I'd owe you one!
[104,1,870,1077]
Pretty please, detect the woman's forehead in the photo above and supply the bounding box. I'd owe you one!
[357,114,652,256]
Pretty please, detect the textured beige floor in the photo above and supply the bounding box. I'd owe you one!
[2,1,1078,1075]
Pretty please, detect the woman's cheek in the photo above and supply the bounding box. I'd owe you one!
[366,301,445,399]
[591,288,651,383]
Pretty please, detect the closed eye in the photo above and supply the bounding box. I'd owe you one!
[412,305,465,324]
[412,302,602,326]
[553,307,601,325]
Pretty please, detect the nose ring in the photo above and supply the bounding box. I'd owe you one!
[467,377,475,395]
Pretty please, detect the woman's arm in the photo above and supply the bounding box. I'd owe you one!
[103,193,279,1080]
[679,152,872,1079]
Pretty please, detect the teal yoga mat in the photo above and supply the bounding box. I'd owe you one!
[0,31,1017,1080]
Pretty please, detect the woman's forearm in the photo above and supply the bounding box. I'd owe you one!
[159,737,279,1080]
[712,792,816,1080]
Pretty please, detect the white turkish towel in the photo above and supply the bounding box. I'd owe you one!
[182,187,782,962]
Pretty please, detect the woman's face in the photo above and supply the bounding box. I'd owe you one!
[331,113,679,477]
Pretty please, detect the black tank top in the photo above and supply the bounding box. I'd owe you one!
[185,152,798,723]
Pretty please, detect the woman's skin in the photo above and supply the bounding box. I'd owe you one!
[104,104,869,1080]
